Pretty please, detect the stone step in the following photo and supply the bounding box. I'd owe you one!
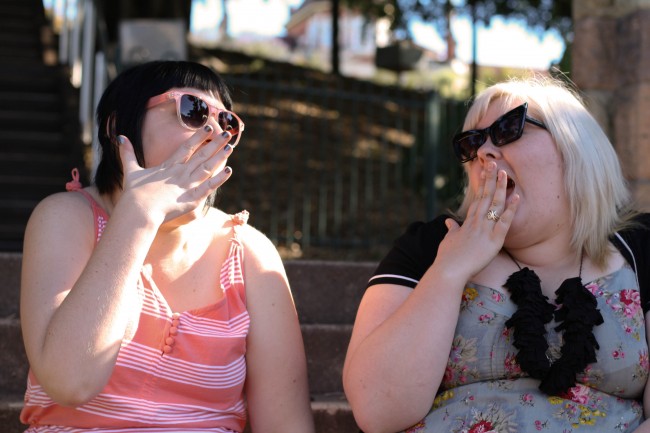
[0,32,40,49]
[0,175,71,204]
[0,91,60,112]
[0,69,61,93]
[0,110,64,131]
[0,153,70,176]
[0,254,375,324]
[0,318,27,396]
[0,393,358,433]
[286,260,374,324]
[0,318,354,398]
[0,396,24,433]
[0,17,36,35]
[0,253,21,317]
[303,323,353,394]
[0,227,26,253]
[0,47,42,60]
[0,130,66,152]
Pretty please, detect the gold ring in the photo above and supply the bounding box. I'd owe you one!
[487,210,500,222]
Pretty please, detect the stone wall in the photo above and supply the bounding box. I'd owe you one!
[573,0,650,211]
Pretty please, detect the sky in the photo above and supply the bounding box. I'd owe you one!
[191,0,566,69]
[42,0,565,70]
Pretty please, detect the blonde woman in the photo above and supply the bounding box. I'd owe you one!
[343,77,650,433]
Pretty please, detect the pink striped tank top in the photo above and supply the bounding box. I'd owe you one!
[21,187,251,432]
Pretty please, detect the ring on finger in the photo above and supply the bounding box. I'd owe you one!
[487,209,500,222]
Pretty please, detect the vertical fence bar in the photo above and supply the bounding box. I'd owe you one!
[91,51,106,177]
[210,52,463,258]
[317,87,330,241]
[333,78,344,244]
[269,68,282,243]
[348,85,360,240]
[251,74,267,234]
[393,91,405,222]
[285,70,298,247]
[230,75,249,211]
[408,107,419,219]
[424,92,441,220]
[79,0,96,144]
[58,0,69,64]
[378,85,390,244]
[301,75,316,251]
[70,0,82,86]
[362,80,374,245]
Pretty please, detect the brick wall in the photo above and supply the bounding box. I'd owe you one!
[573,1,650,211]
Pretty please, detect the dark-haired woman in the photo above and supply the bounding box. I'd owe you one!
[343,77,650,433]
[20,61,314,433]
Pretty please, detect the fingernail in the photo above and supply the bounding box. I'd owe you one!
[224,166,232,174]
[222,131,230,138]
[204,125,213,133]
[224,144,233,153]
[117,135,125,145]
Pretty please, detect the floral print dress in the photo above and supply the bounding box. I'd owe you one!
[404,265,649,433]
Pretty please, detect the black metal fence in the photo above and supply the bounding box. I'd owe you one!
[201,49,468,260]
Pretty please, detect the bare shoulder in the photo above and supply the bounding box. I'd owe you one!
[237,222,284,271]
[204,208,283,273]
[24,189,96,252]
[233,221,291,302]
[28,190,92,225]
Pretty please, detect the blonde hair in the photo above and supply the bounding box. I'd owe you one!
[456,76,633,268]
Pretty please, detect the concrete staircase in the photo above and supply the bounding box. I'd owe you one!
[0,0,87,252]
[0,253,372,432]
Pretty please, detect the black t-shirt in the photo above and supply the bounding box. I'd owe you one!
[368,213,650,312]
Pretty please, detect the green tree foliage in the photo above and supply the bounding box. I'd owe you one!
[344,0,572,43]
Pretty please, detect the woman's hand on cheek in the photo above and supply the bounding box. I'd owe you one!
[117,126,234,225]
[436,162,519,279]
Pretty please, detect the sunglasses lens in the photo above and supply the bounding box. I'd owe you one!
[454,132,486,162]
[217,111,241,144]
[179,95,210,129]
[492,108,525,145]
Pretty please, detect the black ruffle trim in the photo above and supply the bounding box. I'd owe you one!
[504,268,555,380]
[503,268,604,395]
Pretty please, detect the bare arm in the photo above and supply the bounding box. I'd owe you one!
[343,164,518,433]
[20,128,233,406]
[20,190,160,406]
[242,228,315,433]
[343,264,469,433]
[631,311,650,432]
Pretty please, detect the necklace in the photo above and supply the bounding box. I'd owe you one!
[502,250,604,395]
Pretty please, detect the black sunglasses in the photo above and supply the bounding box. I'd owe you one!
[452,102,547,163]
[147,92,245,146]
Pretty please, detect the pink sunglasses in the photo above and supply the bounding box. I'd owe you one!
[146,91,245,146]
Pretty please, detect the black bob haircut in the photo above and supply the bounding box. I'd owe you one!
[94,60,234,195]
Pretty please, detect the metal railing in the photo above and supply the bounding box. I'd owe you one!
[203,55,467,259]
[47,0,114,169]
[43,5,468,260]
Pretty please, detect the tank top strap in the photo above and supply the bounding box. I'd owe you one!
[230,210,249,236]
[228,210,249,252]
[222,210,249,297]
[65,168,109,244]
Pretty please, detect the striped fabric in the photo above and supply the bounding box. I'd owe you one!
[21,192,250,432]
